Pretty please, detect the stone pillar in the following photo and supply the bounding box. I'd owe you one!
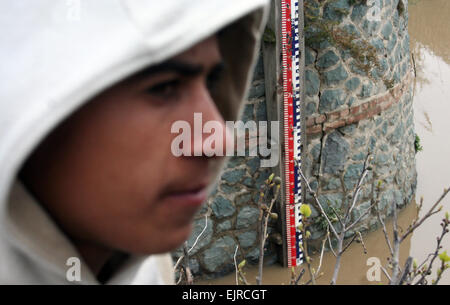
[302,0,417,243]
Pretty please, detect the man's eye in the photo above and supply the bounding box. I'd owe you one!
[206,65,224,92]
[146,80,180,98]
[206,75,219,92]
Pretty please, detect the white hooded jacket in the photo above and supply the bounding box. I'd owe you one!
[0,0,269,284]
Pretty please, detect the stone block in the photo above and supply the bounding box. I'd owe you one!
[222,168,246,184]
[202,236,237,273]
[322,131,350,174]
[212,196,236,219]
[306,69,320,97]
[216,220,232,233]
[305,47,316,66]
[319,89,346,113]
[316,50,340,69]
[237,231,257,249]
[381,21,393,40]
[318,193,344,210]
[345,77,361,92]
[236,206,260,229]
[344,163,364,190]
[323,64,349,85]
[324,0,351,22]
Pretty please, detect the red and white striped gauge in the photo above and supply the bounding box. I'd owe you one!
[281,0,304,268]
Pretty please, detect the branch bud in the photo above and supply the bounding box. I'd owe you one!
[300,204,312,218]
[274,176,282,185]
[238,259,246,270]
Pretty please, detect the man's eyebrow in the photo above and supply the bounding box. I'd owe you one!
[136,60,205,78]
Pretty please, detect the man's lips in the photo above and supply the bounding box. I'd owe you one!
[161,183,209,208]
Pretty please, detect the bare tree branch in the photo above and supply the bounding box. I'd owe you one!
[414,215,450,285]
[380,265,392,282]
[314,232,328,278]
[400,187,450,243]
[344,154,372,225]
[256,175,281,285]
[327,231,337,257]
[294,268,305,285]
[234,245,239,285]
[346,202,376,232]
[329,205,344,228]
[174,214,209,272]
[357,231,368,254]
[398,256,413,285]
[183,242,194,285]
[341,233,358,254]
[375,201,394,256]
[297,163,339,240]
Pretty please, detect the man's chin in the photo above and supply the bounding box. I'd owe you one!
[133,223,194,254]
[165,224,194,251]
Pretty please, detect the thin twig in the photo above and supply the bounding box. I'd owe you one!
[233,245,250,285]
[344,154,372,225]
[341,233,358,254]
[301,223,316,285]
[181,242,193,285]
[375,202,394,256]
[297,164,339,240]
[357,231,368,254]
[329,205,344,228]
[304,272,324,285]
[398,256,413,285]
[390,198,401,284]
[256,178,280,285]
[327,230,337,257]
[346,202,377,232]
[314,232,328,277]
[188,214,209,253]
[400,187,450,243]
[417,254,433,270]
[294,269,306,285]
[414,216,450,285]
[234,246,239,285]
[174,214,209,272]
[380,265,392,282]
[388,187,450,284]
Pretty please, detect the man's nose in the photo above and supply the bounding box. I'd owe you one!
[190,84,228,158]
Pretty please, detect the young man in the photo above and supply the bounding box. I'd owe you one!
[0,0,268,284]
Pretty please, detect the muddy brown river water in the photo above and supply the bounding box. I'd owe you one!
[197,0,450,285]
[408,0,450,286]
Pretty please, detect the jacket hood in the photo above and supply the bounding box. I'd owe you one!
[0,0,269,284]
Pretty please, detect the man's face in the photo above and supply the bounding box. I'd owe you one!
[21,36,226,254]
